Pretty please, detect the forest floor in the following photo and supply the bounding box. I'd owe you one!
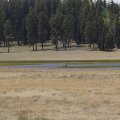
[0,44,120,61]
[0,68,120,120]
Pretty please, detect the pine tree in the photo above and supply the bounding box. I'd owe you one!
[4,19,13,53]
[50,10,64,50]
[26,7,38,51]
[38,11,48,50]
[0,0,4,46]
[84,21,96,48]
[100,7,111,50]
[104,32,115,50]
[0,0,120,52]
[116,15,120,48]
[63,14,74,50]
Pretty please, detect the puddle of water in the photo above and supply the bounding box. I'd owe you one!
[0,62,120,69]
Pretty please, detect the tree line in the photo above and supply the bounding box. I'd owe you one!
[0,0,120,52]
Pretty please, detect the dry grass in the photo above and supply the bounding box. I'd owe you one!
[0,68,120,120]
[0,45,120,61]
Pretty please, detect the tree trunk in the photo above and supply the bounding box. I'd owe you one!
[55,40,58,51]
[35,43,37,51]
[8,39,10,53]
[33,43,34,51]
[89,43,91,48]
[41,42,44,50]
[63,43,64,47]
[17,40,20,46]
[64,41,67,50]
[55,43,58,51]
[102,28,105,51]
[55,44,58,51]
[93,43,95,48]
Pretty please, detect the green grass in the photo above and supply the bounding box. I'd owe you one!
[0,59,120,66]
[63,66,120,68]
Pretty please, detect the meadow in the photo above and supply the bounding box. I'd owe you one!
[0,68,120,120]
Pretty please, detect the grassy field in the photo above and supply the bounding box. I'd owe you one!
[0,44,120,61]
[0,68,120,120]
[0,45,120,120]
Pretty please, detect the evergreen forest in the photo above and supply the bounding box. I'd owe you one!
[0,0,120,52]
